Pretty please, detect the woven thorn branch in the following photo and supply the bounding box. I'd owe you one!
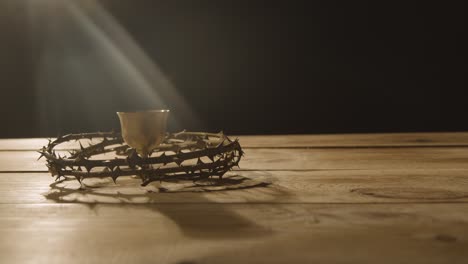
[38,131,244,186]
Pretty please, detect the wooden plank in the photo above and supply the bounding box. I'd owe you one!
[1,170,468,204]
[3,146,468,172]
[0,138,101,151]
[238,132,468,148]
[1,135,467,263]
[0,203,467,264]
[2,132,468,150]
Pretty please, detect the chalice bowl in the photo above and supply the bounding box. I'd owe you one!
[117,109,170,158]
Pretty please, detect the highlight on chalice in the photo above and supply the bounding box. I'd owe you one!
[38,110,244,187]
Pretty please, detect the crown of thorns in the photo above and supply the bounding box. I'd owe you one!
[38,131,243,186]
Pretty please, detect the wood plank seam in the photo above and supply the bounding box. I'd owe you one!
[5,144,468,151]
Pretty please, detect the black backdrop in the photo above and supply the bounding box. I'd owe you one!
[0,0,466,138]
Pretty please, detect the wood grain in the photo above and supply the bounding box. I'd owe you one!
[0,203,467,264]
[1,134,468,263]
[2,132,468,150]
[3,146,468,172]
[1,170,468,204]
[237,132,468,148]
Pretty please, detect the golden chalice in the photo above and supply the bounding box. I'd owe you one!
[117,109,170,157]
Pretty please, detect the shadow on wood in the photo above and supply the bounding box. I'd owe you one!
[43,175,282,240]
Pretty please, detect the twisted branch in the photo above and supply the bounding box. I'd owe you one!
[39,131,243,186]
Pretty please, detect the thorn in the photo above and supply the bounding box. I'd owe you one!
[111,166,121,183]
[216,139,225,148]
[74,175,82,183]
[79,142,84,151]
[207,155,214,162]
[37,151,45,161]
[77,166,82,171]
[159,152,168,165]
[197,158,204,165]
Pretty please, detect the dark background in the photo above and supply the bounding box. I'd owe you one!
[0,0,466,138]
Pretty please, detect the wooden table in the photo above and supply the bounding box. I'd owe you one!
[1,132,468,263]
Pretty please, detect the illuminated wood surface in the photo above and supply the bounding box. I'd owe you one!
[1,133,468,263]
[2,132,468,150]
